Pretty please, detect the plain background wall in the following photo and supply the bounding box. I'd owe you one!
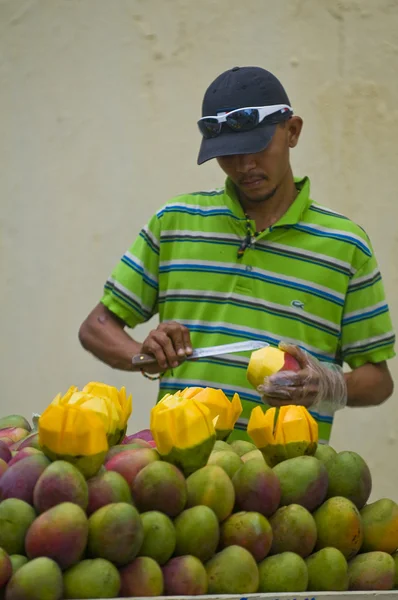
[1,0,397,499]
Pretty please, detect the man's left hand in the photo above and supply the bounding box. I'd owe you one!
[258,342,347,411]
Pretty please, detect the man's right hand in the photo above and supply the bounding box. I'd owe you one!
[140,321,193,373]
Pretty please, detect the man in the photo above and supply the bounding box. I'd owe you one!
[79,66,395,442]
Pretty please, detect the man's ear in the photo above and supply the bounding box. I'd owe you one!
[288,116,303,148]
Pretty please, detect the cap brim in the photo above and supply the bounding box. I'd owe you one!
[197,124,277,165]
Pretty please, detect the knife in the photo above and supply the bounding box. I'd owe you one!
[132,340,269,367]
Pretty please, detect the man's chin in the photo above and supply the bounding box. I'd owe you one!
[241,186,278,203]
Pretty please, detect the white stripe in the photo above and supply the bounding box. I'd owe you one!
[161,230,240,241]
[342,331,394,353]
[178,318,336,359]
[159,288,340,333]
[344,300,387,320]
[142,224,159,250]
[258,240,355,275]
[125,251,158,284]
[348,267,380,288]
[311,203,346,218]
[160,259,345,302]
[297,222,371,254]
[106,277,152,313]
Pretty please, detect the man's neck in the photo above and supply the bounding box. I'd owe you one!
[238,172,298,232]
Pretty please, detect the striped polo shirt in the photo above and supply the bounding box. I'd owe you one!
[101,176,395,443]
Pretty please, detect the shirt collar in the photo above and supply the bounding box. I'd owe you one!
[224,175,312,227]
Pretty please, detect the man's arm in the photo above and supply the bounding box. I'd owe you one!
[345,361,394,407]
[79,303,193,374]
[79,303,142,371]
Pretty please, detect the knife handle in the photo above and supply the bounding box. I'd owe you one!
[132,353,158,367]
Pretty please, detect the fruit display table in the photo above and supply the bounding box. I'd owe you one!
[105,593,398,600]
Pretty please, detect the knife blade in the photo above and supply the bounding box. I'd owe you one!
[132,340,268,367]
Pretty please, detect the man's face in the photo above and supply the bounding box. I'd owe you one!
[216,117,302,204]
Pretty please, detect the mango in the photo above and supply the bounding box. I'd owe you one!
[33,460,88,513]
[0,548,12,589]
[207,450,242,478]
[212,440,231,453]
[392,550,398,588]
[0,498,36,555]
[258,552,308,593]
[269,504,317,557]
[88,502,143,566]
[273,455,328,511]
[0,459,7,477]
[150,392,216,476]
[132,461,187,517]
[105,441,151,463]
[5,557,63,600]
[122,430,154,444]
[360,498,398,553]
[206,545,259,594]
[220,511,272,561]
[8,448,42,466]
[348,551,395,590]
[138,511,176,565]
[13,433,40,452]
[229,440,256,456]
[87,470,132,515]
[0,429,29,446]
[120,556,163,597]
[0,454,50,503]
[0,441,11,464]
[327,450,372,509]
[306,547,349,591]
[314,496,363,559]
[241,449,266,463]
[25,502,88,569]
[162,555,208,595]
[186,465,235,521]
[105,448,159,488]
[0,416,31,432]
[174,506,219,562]
[8,556,28,575]
[248,405,318,466]
[314,443,337,471]
[63,558,121,599]
[232,459,281,517]
[247,345,300,389]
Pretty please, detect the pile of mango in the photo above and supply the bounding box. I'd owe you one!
[0,380,397,599]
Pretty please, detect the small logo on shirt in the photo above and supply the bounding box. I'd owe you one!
[291,300,305,309]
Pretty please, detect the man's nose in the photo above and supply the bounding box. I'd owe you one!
[235,153,256,172]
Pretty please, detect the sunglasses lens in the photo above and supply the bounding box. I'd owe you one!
[226,108,260,131]
[198,118,221,139]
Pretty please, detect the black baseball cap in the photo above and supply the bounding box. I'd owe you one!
[197,66,292,165]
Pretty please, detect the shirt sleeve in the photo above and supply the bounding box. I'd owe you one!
[341,251,396,369]
[100,213,160,328]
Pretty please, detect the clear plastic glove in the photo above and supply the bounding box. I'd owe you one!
[258,341,347,412]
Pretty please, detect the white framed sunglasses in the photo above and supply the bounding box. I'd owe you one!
[197,104,293,139]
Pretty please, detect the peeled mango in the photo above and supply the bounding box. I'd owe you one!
[247,345,300,390]
[38,403,108,479]
[179,386,242,440]
[248,405,318,466]
[150,392,216,476]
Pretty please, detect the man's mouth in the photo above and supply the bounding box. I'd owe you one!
[240,177,266,188]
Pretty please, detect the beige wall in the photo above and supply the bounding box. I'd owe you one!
[1,0,397,499]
